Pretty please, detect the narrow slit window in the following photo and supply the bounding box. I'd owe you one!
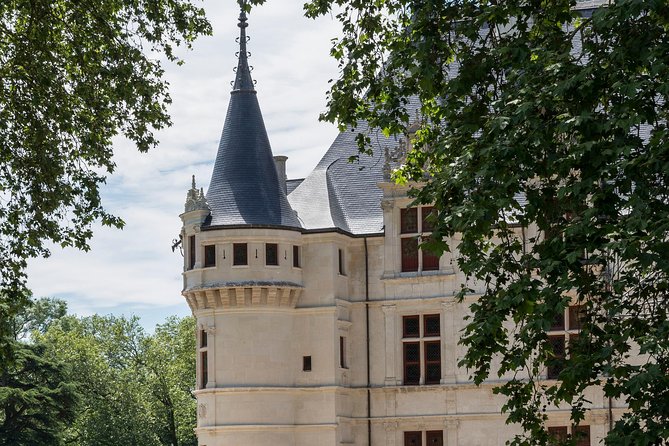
[302,355,312,372]
[200,351,208,389]
[200,330,207,348]
[188,235,196,270]
[339,336,347,368]
[338,249,345,275]
[293,245,300,268]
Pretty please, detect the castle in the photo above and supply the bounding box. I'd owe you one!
[180,5,621,445]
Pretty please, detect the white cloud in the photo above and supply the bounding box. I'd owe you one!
[26,0,342,329]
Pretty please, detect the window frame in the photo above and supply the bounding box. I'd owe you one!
[203,244,216,268]
[188,235,196,270]
[546,304,584,380]
[293,245,301,268]
[302,355,312,372]
[547,425,590,446]
[233,243,248,266]
[402,314,441,386]
[400,206,440,273]
[265,243,279,266]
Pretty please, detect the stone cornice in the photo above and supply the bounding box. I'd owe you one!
[183,284,302,311]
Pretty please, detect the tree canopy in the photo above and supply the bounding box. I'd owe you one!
[301,0,669,444]
[0,0,211,349]
[1,298,197,446]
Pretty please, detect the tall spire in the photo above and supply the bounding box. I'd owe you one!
[233,3,255,92]
[204,3,301,228]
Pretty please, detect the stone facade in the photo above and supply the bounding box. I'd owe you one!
[180,182,626,445]
[179,4,624,445]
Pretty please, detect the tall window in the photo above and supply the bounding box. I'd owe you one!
[200,351,208,389]
[266,243,278,266]
[204,245,216,267]
[548,425,590,446]
[188,235,196,270]
[338,248,345,275]
[546,305,585,379]
[403,314,441,385]
[404,431,444,446]
[293,245,301,268]
[199,329,209,389]
[339,336,347,369]
[233,243,248,266]
[400,207,440,272]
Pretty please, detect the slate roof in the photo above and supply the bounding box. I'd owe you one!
[204,10,300,229]
[289,97,422,235]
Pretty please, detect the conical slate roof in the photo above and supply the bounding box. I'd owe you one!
[205,9,300,228]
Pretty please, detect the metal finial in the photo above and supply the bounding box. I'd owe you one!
[232,0,255,92]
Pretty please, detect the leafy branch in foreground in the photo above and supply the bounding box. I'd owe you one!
[304,0,669,444]
[0,0,211,347]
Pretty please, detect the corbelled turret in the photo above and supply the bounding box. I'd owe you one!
[205,7,300,228]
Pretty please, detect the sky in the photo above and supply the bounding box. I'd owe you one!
[25,0,342,330]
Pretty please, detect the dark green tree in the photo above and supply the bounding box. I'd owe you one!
[0,340,78,445]
[0,0,211,350]
[300,0,669,444]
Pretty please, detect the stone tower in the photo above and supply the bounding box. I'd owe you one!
[180,6,358,445]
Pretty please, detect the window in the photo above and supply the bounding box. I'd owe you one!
[188,235,196,270]
[404,431,443,446]
[200,351,208,389]
[266,243,278,266]
[548,425,590,446]
[403,314,441,385]
[339,336,347,369]
[338,248,345,275]
[200,330,207,348]
[400,207,440,272]
[303,355,312,372]
[546,305,584,379]
[204,245,216,267]
[233,243,247,266]
[293,245,301,268]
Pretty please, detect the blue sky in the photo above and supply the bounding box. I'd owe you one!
[26,0,341,331]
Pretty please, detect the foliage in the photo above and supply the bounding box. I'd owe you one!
[303,0,669,444]
[37,312,197,446]
[11,296,68,340]
[0,340,78,445]
[0,0,211,349]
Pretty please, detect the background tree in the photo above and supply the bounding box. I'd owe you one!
[36,311,197,446]
[301,0,669,444]
[1,297,78,445]
[0,0,211,351]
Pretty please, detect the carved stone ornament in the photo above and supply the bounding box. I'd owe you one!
[185,175,210,213]
[198,403,207,418]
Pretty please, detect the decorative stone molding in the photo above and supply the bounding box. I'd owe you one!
[185,175,210,213]
[184,285,303,311]
[380,199,394,211]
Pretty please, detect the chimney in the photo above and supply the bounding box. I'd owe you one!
[273,155,288,194]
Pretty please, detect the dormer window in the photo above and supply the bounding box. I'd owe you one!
[233,243,248,266]
[400,207,440,272]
